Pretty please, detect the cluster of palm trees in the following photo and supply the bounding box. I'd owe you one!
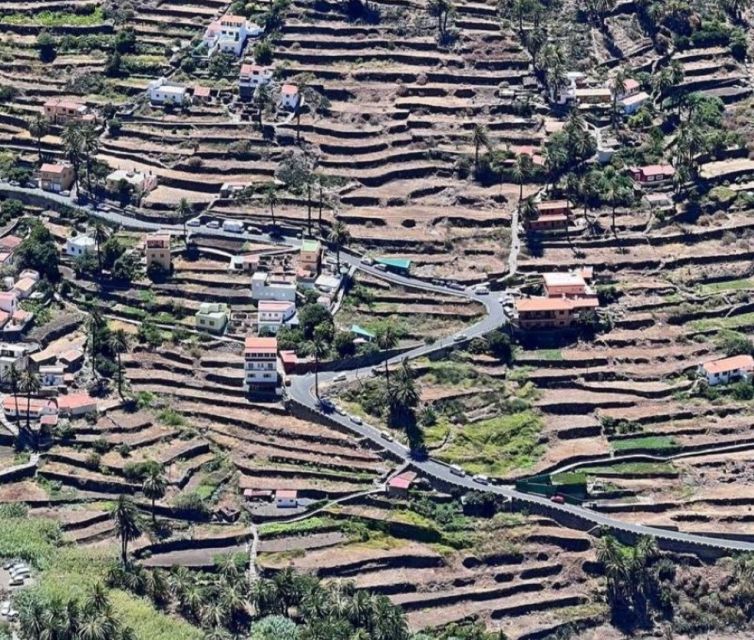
[62,123,101,199]
[17,581,135,640]
[597,534,661,629]
[102,557,411,640]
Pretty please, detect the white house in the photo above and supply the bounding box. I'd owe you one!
[66,234,96,257]
[106,170,158,196]
[251,271,296,302]
[40,364,65,388]
[147,77,188,106]
[244,336,280,392]
[280,84,300,110]
[202,15,262,57]
[195,302,230,334]
[700,355,754,386]
[620,91,650,115]
[257,300,296,334]
[239,63,273,99]
[315,273,341,295]
[0,291,17,316]
[275,489,298,508]
[0,342,29,380]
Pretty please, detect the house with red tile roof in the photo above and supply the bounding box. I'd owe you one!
[3,396,57,421]
[40,163,75,193]
[700,355,754,386]
[629,164,675,184]
[387,471,417,498]
[56,392,97,417]
[244,336,280,392]
[280,84,300,110]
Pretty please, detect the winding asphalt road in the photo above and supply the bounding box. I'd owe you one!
[5,181,754,555]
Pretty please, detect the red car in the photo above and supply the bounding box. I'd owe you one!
[550,494,565,504]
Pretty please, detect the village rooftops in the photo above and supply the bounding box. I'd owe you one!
[388,471,417,490]
[632,164,675,177]
[258,300,295,312]
[536,200,570,212]
[241,63,269,75]
[56,392,96,412]
[275,489,298,499]
[543,272,588,289]
[517,297,598,312]
[40,163,70,175]
[301,239,321,253]
[2,396,56,415]
[702,355,754,376]
[146,233,170,247]
[623,78,640,93]
[244,336,278,354]
[0,235,22,251]
[620,91,650,106]
[219,14,247,25]
[44,98,87,111]
[281,84,298,96]
[193,85,210,98]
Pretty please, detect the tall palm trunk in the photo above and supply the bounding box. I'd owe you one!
[314,353,320,398]
[318,184,323,232]
[117,351,123,397]
[307,181,312,236]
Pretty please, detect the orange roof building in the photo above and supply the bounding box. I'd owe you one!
[701,355,754,385]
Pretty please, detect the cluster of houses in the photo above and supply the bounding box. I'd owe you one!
[514,268,599,330]
[554,72,650,116]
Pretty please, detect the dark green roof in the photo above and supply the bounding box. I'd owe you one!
[376,257,411,270]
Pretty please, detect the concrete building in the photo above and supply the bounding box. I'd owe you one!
[257,300,295,334]
[298,239,321,276]
[0,342,29,380]
[39,163,74,193]
[239,64,273,100]
[65,234,96,257]
[0,291,18,317]
[2,397,57,421]
[201,14,262,57]
[629,164,675,184]
[515,297,597,329]
[43,99,95,125]
[280,84,300,110]
[243,336,279,392]
[620,91,650,115]
[40,365,65,388]
[542,272,594,299]
[387,471,417,499]
[147,77,188,105]
[57,393,97,417]
[275,489,298,508]
[195,302,230,334]
[145,233,172,272]
[251,271,296,302]
[701,355,754,386]
[106,170,158,196]
[574,87,612,105]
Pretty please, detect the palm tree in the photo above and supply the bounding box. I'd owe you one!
[87,310,104,379]
[327,220,350,270]
[28,114,48,166]
[176,197,191,239]
[93,222,108,273]
[109,328,129,397]
[512,153,534,204]
[111,494,141,567]
[428,0,455,39]
[311,325,329,399]
[142,463,166,525]
[20,370,40,435]
[264,184,278,228]
[519,196,538,226]
[390,359,419,413]
[7,363,20,421]
[80,123,100,197]
[471,123,490,168]
[375,322,399,391]
[610,69,627,131]
[62,124,83,196]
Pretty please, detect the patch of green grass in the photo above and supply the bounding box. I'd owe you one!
[580,462,678,476]
[259,516,339,538]
[158,408,185,426]
[0,7,105,25]
[526,349,563,361]
[697,278,754,295]
[32,546,113,602]
[611,436,677,452]
[691,312,754,332]
[110,590,203,640]
[437,411,544,476]
[0,509,61,568]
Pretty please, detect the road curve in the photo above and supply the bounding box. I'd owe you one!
[4,181,754,554]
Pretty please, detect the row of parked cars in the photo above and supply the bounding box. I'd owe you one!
[3,560,30,588]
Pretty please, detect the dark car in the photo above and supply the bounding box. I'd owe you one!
[317,397,334,413]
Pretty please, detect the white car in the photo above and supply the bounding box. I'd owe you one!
[374,263,387,271]
[336,406,347,416]
[472,474,489,485]
[450,464,465,476]
[475,286,490,295]
[187,217,201,227]
[350,415,363,425]
[333,373,347,382]
[380,431,394,441]
[206,220,220,229]
[361,256,374,265]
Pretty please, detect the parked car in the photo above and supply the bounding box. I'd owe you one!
[8,578,24,587]
[317,397,334,413]
[333,373,347,382]
[380,431,394,441]
[450,464,466,476]
[475,286,490,295]
[350,415,363,425]
[453,333,467,342]
[222,220,244,233]
[335,406,347,416]
[550,494,565,504]
[374,263,387,271]
[206,220,220,229]
[187,217,202,227]
[361,256,374,265]
[472,474,489,484]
